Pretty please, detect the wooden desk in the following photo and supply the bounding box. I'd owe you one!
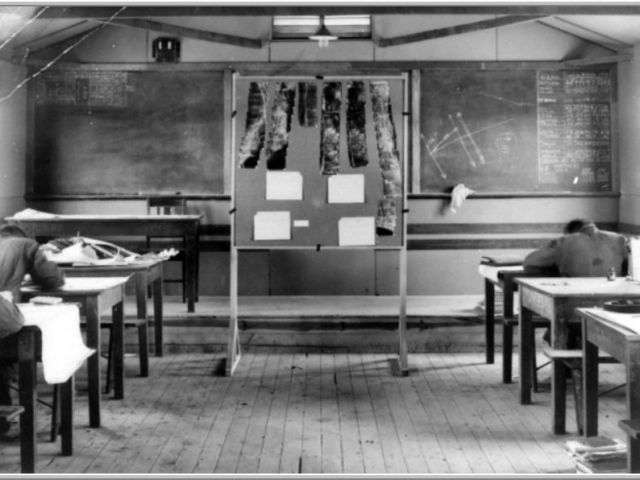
[20,277,129,428]
[578,307,640,473]
[6,214,201,313]
[62,259,164,357]
[478,264,539,382]
[515,277,640,434]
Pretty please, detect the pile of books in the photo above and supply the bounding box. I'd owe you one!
[565,436,627,474]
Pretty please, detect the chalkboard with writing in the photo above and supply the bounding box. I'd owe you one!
[29,69,225,196]
[420,67,613,194]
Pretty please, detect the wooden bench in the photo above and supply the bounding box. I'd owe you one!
[0,405,32,473]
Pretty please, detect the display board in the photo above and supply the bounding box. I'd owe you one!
[420,67,613,194]
[233,76,405,248]
[30,69,225,195]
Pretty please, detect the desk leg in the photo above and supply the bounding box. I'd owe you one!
[484,279,495,365]
[519,306,533,405]
[551,310,568,435]
[583,330,599,437]
[627,348,640,473]
[153,276,163,357]
[85,298,101,428]
[17,329,36,474]
[112,300,124,400]
[186,234,197,313]
[60,377,74,456]
[135,272,147,322]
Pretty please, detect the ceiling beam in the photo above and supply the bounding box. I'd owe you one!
[36,5,640,18]
[108,18,264,49]
[562,53,633,66]
[376,15,546,47]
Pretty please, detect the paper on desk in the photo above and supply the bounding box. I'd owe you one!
[18,303,95,384]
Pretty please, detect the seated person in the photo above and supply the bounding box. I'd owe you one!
[0,224,65,438]
[523,218,628,348]
[523,218,628,277]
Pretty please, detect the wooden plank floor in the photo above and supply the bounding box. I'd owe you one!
[0,351,628,474]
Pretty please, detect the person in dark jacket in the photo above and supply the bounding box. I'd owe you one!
[0,224,65,438]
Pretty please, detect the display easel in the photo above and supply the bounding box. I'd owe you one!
[227,73,409,377]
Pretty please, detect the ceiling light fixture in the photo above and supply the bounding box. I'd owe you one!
[309,15,337,47]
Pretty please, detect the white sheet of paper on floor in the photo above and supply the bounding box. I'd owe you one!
[253,211,291,241]
[338,217,375,246]
[328,174,365,204]
[265,171,303,201]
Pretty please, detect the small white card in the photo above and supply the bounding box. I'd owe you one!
[328,174,365,204]
[253,211,291,241]
[266,171,303,201]
[338,217,375,246]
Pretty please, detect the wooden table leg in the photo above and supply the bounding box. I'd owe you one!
[519,306,533,405]
[112,300,125,400]
[153,273,163,357]
[583,322,599,437]
[85,297,101,428]
[627,348,640,472]
[134,271,147,322]
[484,279,495,365]
[60,376,74,456]
[186,234,197,313]
[17,328,36,474]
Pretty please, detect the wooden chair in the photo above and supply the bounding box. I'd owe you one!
[146,196,197,303]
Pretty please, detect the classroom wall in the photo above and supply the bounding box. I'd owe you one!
[0,60,27,218]
[618,44,640,227]
[19,15,622,296]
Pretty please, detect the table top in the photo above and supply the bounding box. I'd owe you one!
[21,276,130,295]
[514,277,640,298]
[478,264,525,283]
[60,259,163,271]
[6,214,202,221]
[577,307,640,338]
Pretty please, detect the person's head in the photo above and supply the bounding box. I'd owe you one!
[563,218,593,235]
[0,224,27,238]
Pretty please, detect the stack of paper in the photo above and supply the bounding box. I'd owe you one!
[565,436,627,474]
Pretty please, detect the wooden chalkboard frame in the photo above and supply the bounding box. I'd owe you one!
[415,64,617,196]
[26,63,232,197]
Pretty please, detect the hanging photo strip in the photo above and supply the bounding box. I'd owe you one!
[346,81,369,168]
[370,80,402,236]
[238,82,268,168]
[298,82,318,128]
[265,82,296,170]
[320,82,342,175]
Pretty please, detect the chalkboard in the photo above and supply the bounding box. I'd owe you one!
[30,69,225,195]
[420,67,613,194]
[233,76,406,248]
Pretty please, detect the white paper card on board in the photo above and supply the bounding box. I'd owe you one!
[265,171,303,201]
[254,211,291,241]
[293,219,309,228]
[338,217,375,246]
[631,237,640,280]
[328,174,365,204]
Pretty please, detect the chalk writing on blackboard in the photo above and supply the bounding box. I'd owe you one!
[35,71,128,107]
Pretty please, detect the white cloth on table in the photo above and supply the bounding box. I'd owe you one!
[17,303,95,384]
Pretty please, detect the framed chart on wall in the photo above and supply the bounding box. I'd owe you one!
[232,75,407,249]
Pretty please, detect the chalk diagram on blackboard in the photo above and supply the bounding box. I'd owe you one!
[420,69,540,193]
